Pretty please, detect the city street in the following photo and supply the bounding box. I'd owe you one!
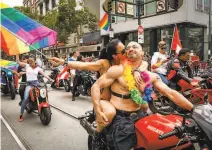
[1,83,93,150]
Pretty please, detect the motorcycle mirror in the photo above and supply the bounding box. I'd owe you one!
[204,93,209,104]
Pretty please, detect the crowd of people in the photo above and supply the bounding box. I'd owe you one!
[8,39,212,150]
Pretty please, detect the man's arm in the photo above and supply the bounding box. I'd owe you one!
[91,65,123,123]
[152,73,193,111]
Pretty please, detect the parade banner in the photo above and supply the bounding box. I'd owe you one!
[0,3,57,56]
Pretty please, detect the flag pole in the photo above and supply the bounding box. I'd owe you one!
[1,25,48,58]
[169,24,176,57]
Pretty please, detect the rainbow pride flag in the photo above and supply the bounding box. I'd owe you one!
[98,13,109,31]
[0,3,57,56]
[0,59,18,71]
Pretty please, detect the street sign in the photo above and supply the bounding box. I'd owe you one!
[138,25,144,34]
[157,0,166,13]
[138,25,144,44]
[126,4,134,16]
[117,2,125,14]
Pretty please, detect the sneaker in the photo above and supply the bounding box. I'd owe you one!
[18,100,23,106]
[72,96,75,101]
[18,115,24,122]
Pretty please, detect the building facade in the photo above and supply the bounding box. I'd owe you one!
[100,0,212,60]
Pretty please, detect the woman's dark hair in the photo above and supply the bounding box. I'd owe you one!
[29,54,36,61]
[178,48,190,57]
[76,55,83,61]
[99,39,121,61]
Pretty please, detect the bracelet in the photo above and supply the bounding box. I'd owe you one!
[64,60,68,65]
[133,69,141,74]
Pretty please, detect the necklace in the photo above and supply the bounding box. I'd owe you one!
[123,61,153,104]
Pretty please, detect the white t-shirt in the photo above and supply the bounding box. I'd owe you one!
[26,64,42,81]
[151,52,168,75]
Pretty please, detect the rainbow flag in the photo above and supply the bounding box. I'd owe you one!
[0,59,18,71]
[0,3,57,56]
[98,13,109,31]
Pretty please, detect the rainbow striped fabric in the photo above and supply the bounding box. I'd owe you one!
[0,3,57,56]
[0,59,18,71]
[98,13,109,31]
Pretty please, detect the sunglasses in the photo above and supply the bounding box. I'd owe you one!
[161,47,167,50]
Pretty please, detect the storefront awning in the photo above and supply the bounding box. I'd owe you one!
[78,44,102,52]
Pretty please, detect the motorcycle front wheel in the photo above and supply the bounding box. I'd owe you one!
[9,82,16,100]
[40,107,51,125]
[64,79,71,92]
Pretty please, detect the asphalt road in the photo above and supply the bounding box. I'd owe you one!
[1,84,93,150]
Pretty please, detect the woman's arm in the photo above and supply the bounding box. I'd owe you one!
[49,57,103,72]
[38,69,53,81]
[16,55,26,67]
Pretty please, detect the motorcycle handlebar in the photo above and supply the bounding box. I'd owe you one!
[158,129,178,140]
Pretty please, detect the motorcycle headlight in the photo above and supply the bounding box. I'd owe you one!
[40,89,46,98]
[1,72,5,75]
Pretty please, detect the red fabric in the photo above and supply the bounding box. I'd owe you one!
[171,26,182,53]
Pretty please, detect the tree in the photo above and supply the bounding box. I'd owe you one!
[39,10,58,30]
[14,6,40,20]
[56,0,98,43]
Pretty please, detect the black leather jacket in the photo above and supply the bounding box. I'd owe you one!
[167,58,193,84]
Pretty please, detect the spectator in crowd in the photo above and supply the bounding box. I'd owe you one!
[68,51,80,87]
[151,41,169,85]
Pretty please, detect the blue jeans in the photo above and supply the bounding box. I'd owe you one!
[20,80,39,114]
[157,73,169,85]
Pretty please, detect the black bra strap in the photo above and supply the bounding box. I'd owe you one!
[111,90,131,99]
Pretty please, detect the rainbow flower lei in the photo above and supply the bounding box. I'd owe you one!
[123,65,153,104]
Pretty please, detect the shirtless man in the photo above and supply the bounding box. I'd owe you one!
[91,41,193,150]
[49,39,148,101]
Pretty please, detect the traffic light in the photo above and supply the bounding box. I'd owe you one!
[108,0,113,12]
[175,0,179,10]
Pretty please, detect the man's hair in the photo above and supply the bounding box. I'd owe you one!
[178,48,190,57]
[158,41,166,48]
[21,54,29,59]
[99,39,121,61]
[69,52,74,57]
[76,55,83,61]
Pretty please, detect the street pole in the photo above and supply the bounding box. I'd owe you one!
[137,0,141,26]
[209,0,212,59]
[108,0,114,41]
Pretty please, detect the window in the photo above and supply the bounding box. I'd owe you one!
[39,4,43,15]
[46,0,49,12]
[196,0,203,11]
[52,0,56,8]
[187,28,204,59]
[204,0,209,13]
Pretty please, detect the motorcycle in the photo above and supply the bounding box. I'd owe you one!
[26,82,51,125]
[71,70,96,97]
[149,69,212,115]
[159,94,212,150]
[79,95,212,150]
[0,67,16,100]
[50,65,71,92]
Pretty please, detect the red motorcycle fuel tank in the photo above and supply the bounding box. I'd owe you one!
[135,113,186,150]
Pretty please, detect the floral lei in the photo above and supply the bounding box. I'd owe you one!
[123,65,153,104]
